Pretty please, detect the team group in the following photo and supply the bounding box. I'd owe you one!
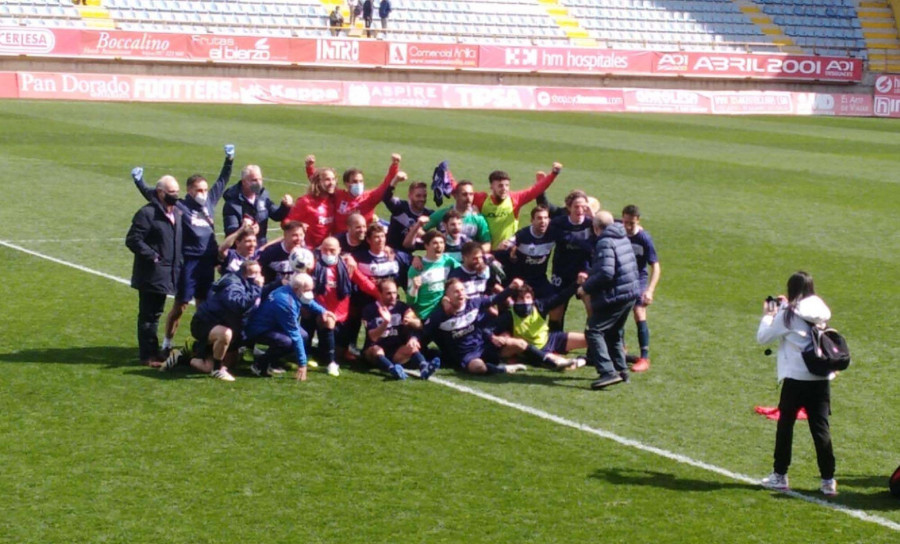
[125,145,659,388]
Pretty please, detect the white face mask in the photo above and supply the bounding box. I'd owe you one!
[322,254,338,266]
[300,291,314,302]
[349,182,364,197]
[194,192,208,206]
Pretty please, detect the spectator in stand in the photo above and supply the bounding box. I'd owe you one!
[406,229,460,320]
[547,190,595,332]
[577,211,641,390]
[304,153,402,234]
[125,175,182,368]
[378,0,392,34]
[305,237,380,377]
[420,278,527,375]
[622,205,660,373]
[166,260,263,381]
[422,180,491,253]
[285,162,336,249]
[218,218,259,275]
[244,273,332,381]
[257,220,308,298]
[362,278,440,380]
[222,163,292,246]
[338,211,369,254]
[130,146,235,355]
[348,0,360,28]
[507,205,555,300]
[382,177,433,253]
[363,0,374,37]
[329,5,344,36]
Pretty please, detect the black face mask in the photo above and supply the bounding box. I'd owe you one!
[163,193,179,205]
[249,182,262,195]
[513,303,533,318]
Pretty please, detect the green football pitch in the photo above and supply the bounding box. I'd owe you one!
[0,101,898,543]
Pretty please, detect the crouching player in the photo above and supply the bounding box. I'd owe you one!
[493,275,589,371]
[243,273,332,381]
[164,260,263,381]
[420,278,527,375]
[362,279,441,380]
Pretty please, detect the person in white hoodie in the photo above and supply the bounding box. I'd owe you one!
[756,271,837,496]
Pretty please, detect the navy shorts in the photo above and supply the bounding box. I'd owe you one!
[530,277,556,301]
[177,257,216,303]
[190,316,215,360]
[635,278,649,308]
[460,342,501,369]
[540,331,570,355]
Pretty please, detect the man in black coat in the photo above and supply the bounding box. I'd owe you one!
[126,175,183,367]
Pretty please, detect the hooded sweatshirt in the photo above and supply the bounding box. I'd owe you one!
[757,295,832,382]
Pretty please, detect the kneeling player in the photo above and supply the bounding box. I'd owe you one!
[421,278,527,375]
[168,260,263,381]
[362,279,441,380]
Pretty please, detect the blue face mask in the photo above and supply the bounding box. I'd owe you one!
[349,182,364,197]
[321,254,338,267]
[513,303,533,318]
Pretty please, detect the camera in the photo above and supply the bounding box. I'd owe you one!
[765,296,778,313]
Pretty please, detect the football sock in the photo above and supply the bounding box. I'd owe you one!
[522,345,549,367]
[486,363,506,374]
[376,355,393,373]
[212,357,223,371]
[637,320,650,359]
[319,327,336,364]
[409,351,427,369]
[162,337,173,350]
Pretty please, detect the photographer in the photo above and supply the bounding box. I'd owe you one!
[756,271,837,496]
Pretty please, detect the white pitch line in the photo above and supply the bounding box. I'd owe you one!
[3,239,899,533]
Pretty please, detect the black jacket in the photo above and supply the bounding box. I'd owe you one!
[126,198,183,294]
[221,183,289,246]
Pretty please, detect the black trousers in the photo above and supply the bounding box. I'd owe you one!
[774,378,835,479]
[137,291,168,362]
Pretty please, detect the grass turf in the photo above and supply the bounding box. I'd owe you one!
[0,101,898,543]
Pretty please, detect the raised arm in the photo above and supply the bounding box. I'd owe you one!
[207,144,235,205]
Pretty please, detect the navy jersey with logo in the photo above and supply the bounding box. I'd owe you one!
[352,248,402,282]
[628,229,658,280]
[383,186,433,250]
[447,265,491,297]
[550,214,594,285]
[362,300,412,353]
[257,242,293,286]
[219,248,260,276]
[510,226,555,284]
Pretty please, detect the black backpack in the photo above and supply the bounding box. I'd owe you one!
[802,321,851,376]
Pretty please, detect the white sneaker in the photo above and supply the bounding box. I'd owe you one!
[572,356,587,369]
[252,346,266,357]
[307,360,319,368]
[327,362,341,377]
[211,368,235,382]
[505,363,527,374]
[761,472,789,490]
[268,366,286,377]
[821,478,838,496]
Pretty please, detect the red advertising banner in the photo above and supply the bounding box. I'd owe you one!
[0,72,18,98]
[872,73,900,117]
[345,81,444,108]
[655,52,862,82]
[0,26,80,55]
[0,70,880,117]
[0,28,864,82]
[387,42,479,68]
[480,45,653,74]
[80,30,190,60]
[533,87,625,112]
[188,34,293,64]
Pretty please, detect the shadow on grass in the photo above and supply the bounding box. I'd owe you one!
[0,346,138,368]
[590,467,758,493]
[449,368,591,388]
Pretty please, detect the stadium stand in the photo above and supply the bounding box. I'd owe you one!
[2,0,896,63]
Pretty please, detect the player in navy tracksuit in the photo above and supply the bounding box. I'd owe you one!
[131,144,234,353]
[175,260,263,381]
[221,163,292,246]
[419,278,527,375]
[548,190,595,331]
